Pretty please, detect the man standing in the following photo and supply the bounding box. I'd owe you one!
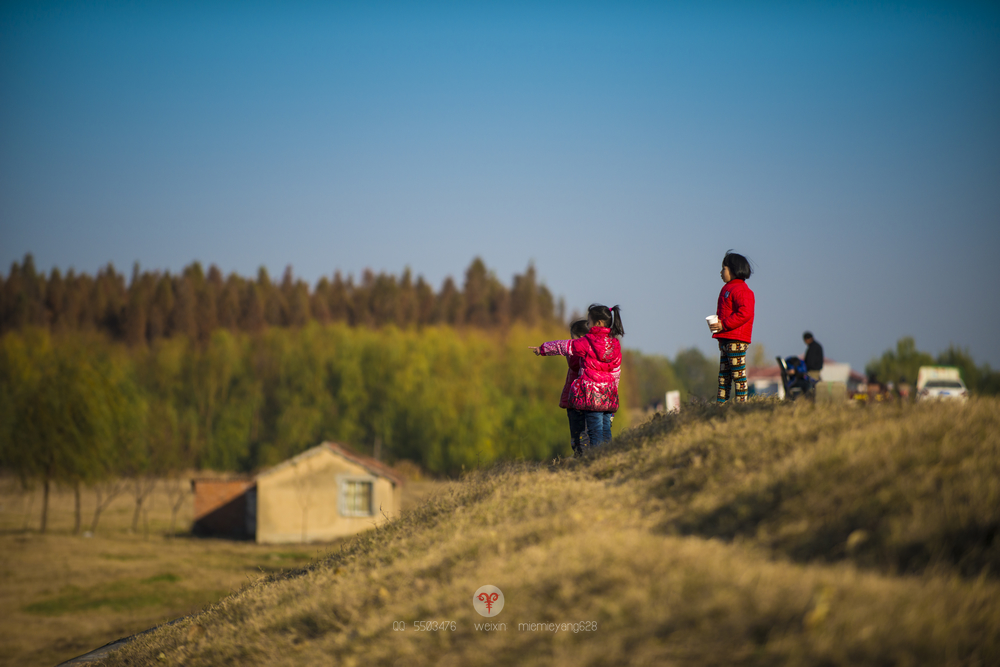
[803,332,824,382]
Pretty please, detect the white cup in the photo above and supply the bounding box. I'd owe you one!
[706,315,719,331]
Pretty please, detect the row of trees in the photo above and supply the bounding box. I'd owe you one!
[866,337,1000,394]
[5,323,993,535]
[0,255,564,344]
[0,323,721,534]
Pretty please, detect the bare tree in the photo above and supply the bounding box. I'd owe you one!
[90,479,127,533]
[162,475,191,538]
[129,476,157,534]
[73,480,82,534]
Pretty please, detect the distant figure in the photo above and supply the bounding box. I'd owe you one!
[865,376,889,402]
[803,332,823,382]
[897,377,912,402]
[531,304,623,447]
[709,251,755,404]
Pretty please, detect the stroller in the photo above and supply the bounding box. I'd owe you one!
[777,356,816,400]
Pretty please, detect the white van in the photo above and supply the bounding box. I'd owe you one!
[916,366,968,402]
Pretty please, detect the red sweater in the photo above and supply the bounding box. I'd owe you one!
[712,279,754,344]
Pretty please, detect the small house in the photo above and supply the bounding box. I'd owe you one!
[191,442,403,544]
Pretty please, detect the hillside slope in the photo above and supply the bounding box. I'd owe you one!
[104,399,1000,666]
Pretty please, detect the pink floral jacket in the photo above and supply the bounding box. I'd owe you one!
[539,326,621,412]
[559,356,583,410]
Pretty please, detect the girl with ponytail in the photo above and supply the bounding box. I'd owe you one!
[531,304,623,449]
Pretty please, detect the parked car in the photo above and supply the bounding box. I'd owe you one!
[916,366,969,402]
[918,379,968,401]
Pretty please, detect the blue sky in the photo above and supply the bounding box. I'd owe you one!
[2,1,999,372]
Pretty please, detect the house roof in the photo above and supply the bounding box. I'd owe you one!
[323,442,405,486]
[746,365,784,381]
[254,442,404,486]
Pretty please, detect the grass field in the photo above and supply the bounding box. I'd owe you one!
[86,398,1000,667]
[0,472,448,667]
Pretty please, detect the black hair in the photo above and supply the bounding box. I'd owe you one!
[570,319,590,338]
[803,331,813,341]
[587,304,624,338]
[722,250,753,280]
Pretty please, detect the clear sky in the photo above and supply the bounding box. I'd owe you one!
[2,1,999,372]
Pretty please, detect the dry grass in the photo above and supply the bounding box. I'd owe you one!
[0,476,450,667]
[94,398,1000,666]
[622,397,1000,577]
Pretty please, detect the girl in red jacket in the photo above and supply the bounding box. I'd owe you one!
[532,304,623,447]
[708,251,755,404]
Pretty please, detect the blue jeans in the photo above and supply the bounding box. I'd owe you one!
[584,411,613,446]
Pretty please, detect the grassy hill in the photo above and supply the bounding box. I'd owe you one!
[104,399,1000,666]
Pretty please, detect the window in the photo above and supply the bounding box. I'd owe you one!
[340,478,374,517]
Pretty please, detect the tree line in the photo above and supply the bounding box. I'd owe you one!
[0,255,564,344]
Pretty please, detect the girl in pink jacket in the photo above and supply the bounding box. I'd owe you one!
[532,304,623,448]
